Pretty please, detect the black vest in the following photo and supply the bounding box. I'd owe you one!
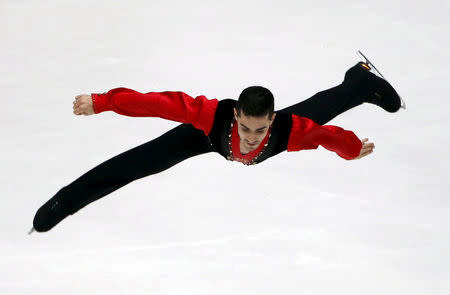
[207,99,293,165]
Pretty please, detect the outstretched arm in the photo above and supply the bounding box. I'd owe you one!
[287,115,372,160]
[72,87,219,135]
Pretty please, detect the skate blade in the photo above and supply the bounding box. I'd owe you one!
[357,50,385,78]
[357,50,406,110]
[399,96,406,109]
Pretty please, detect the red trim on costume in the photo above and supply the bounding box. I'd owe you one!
[91,87,219,136]
[287,114,362,160]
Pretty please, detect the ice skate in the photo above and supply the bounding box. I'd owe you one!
[343,51,406,112]
[357,50,406,110]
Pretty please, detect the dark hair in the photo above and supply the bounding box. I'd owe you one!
[236,86,274,118]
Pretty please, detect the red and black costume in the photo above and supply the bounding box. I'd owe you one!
[91,86,362,164]
[33,63,372,232]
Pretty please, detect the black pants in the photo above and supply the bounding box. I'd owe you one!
[33,81,365,231]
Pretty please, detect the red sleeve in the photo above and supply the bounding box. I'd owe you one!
[287,114,362,160]
[91,87,219,136]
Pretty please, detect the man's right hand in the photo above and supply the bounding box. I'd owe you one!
[73,94,94,116]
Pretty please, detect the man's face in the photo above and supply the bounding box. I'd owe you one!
[233,108,276,151]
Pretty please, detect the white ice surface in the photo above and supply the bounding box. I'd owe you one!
[1,0,449,294]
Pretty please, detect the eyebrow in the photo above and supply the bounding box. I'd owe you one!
[240,123,267,131]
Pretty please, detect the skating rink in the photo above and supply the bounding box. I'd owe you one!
[1,0,449,294]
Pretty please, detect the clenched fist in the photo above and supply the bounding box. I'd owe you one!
[73,94,94,116]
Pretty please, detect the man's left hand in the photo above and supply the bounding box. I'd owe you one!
[353,138,375,160]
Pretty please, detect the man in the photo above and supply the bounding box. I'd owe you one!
[31,60,403,233]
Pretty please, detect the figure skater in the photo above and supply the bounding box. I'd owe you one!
[31,55,404,233]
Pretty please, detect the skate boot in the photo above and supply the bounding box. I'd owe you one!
[343,51,406,113]
[32,195,71,232]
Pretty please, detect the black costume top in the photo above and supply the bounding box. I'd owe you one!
[207,99,292,164]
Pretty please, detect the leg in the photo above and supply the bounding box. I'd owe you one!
[276,62,401,125]
[276,83,363,125]
[33,123,213,232]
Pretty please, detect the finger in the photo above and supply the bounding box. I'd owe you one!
[74,106,83,115]
[360,144,373,152]
[362,148,372,154]
[363,146,374,153]
[363,143,374,149]
[361,150,373,157]
[361,138,368,143]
